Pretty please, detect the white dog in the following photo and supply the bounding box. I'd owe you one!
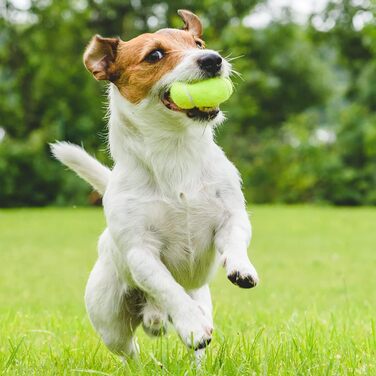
[51,9,259,358]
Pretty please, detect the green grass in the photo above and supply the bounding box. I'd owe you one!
[0,206,375,375]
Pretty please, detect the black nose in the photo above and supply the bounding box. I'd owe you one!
[197,53,222,75]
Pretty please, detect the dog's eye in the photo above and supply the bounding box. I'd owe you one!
[196,41,204,49]
[145,49,164,63]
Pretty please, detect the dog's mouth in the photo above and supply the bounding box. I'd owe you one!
[161,90,219,121]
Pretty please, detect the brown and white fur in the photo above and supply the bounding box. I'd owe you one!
[51,10,259,359]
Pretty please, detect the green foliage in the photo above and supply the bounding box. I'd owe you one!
[0,0,375,206]
[221,22,332,130]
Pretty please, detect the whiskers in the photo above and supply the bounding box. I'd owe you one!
[224,52,245,62]
[223,53,245,81]
[230,68,244,81]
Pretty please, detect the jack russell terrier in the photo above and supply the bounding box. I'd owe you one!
[51,9,259,359]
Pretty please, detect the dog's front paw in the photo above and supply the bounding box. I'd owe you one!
[171,302,213,350]
[223,255,259,289]
[227,270,258,288]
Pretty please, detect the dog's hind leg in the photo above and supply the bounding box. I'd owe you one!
[85,232,143,358]
[141,299,168,337]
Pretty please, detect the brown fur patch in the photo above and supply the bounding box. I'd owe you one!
[113,29,202,104]
[177,9,203,38]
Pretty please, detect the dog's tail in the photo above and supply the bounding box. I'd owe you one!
[50,142,110,195]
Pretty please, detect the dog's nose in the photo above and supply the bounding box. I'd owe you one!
[197,53,222,75]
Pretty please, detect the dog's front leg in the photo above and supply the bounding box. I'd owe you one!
[188,285,213,363]
[125,246,213,349]
[215,209,259,288]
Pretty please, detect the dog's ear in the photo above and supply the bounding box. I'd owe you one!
[83,35,120,81]
[177,10,203,38]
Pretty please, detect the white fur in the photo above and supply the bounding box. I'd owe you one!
[52,47,258,355]
[50,142,110,194]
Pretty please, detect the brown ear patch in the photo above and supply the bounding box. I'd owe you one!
[83,35,120,81]
[177,9,203,38]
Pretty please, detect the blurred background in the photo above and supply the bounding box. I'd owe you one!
[0,0,375,207]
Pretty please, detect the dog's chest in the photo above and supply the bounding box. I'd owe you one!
[161,189,218,245]
[149,185,226,288]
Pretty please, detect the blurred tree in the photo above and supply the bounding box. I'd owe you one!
[0,0,375,206]
[0,0,262,206]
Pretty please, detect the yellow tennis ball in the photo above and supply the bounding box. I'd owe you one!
[170,77,233,110]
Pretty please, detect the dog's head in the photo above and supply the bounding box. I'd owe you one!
[83,10,231,127]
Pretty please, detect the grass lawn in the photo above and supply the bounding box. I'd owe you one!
[0,206,375,375]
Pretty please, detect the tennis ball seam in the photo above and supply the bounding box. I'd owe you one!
[183,84,195,108]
